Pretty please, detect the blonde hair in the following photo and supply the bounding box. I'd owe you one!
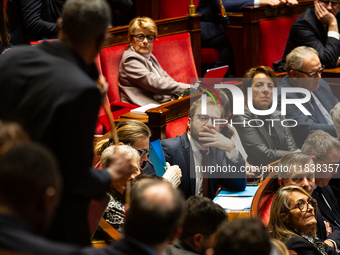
[128,16,157,40]
[270,239,289,255]
[268,186,317,242]
[101,144,140,168]
[94,120,151,155]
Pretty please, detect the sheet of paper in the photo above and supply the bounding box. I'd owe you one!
[213,196,253,210]
[130,103,160,115]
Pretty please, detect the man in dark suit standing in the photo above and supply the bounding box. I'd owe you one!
[144,96,246,199]
[278,46,339,148]
[0,0,135,246]
[301,130,340,249]
[275,0,340,72]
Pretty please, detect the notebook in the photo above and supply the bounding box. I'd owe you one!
[201,65,229,86]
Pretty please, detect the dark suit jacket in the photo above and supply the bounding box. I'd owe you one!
[0,41,111,245]
[278,77,338,148]
[0,215,81,255]
[144,133,246,199]
[316,207,340,248]
[83,237,157,255]
[275,6,340,72]
[329,177,340,212]
[197,0,254,41]
[313,185,340,229]
[6,0,63,45]
[286,235,337,255]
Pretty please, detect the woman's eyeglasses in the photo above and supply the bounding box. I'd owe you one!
[131,34,156,43]
[132,146,152,157]
[290,198,318,212]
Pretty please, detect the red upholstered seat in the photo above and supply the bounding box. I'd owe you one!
[250,172,279,226]
[152,32,198,83]
[100,44,139,112]
[166,116,189,139]
[94,55,112,135]
[201,48,220,66]
[259,17,298,68]
[159,0,199,20]
[259,194,275,226]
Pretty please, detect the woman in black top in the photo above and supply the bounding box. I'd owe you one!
[232,66,297,167]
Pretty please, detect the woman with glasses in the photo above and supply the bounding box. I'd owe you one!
[118,16,189,106]
[269,186,337,255]
[101,144,141,231]
[232,66,297,167]
[95,120,182,187]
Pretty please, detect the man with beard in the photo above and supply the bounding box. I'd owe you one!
[144,96,246,199]
[278,46,339,148]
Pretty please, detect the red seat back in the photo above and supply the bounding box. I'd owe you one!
[166,116,189,139]
[259,17,298,68]
[159,0,199,19]
[153,32,198,84]
[100,44,128,104]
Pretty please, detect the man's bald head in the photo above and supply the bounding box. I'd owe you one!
[124,180,185,246]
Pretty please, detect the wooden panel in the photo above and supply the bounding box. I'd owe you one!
[146,93,202,141]
[223,0,313,77]
[105,15,202,76]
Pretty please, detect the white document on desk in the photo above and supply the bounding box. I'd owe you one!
[213,196,253,210]
[130,103,160,115]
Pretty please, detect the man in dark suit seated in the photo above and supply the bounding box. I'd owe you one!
[0,0,136,246]
[278,152,340,252]
[164,196,227,255]
[0,143,81,254]
[101,179,186,255]
[144,96,246,199]
[275,0,340,72]
[301,130,340,252]
[278,46,339,148]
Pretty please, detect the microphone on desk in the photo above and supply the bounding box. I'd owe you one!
[219,0,230,27]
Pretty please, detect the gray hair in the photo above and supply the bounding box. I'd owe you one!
[301,130,340,159]
[286,46,319,73]
[278,152,313,179]
[61,0,111,44]
[101,145,140,168]
[331,102,340,137]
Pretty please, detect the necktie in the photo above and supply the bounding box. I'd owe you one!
[311,96,328,124]
[199,150,209,198]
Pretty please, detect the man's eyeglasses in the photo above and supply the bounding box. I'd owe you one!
[290,198,318,212]
[131,34,156,43]
[294,65,325,77]
[319,0,340,7]
[132,146,152,158]
[195,114,220,124]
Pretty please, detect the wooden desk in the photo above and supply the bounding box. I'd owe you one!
[227,210,250,221]
[224,0,313,77]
